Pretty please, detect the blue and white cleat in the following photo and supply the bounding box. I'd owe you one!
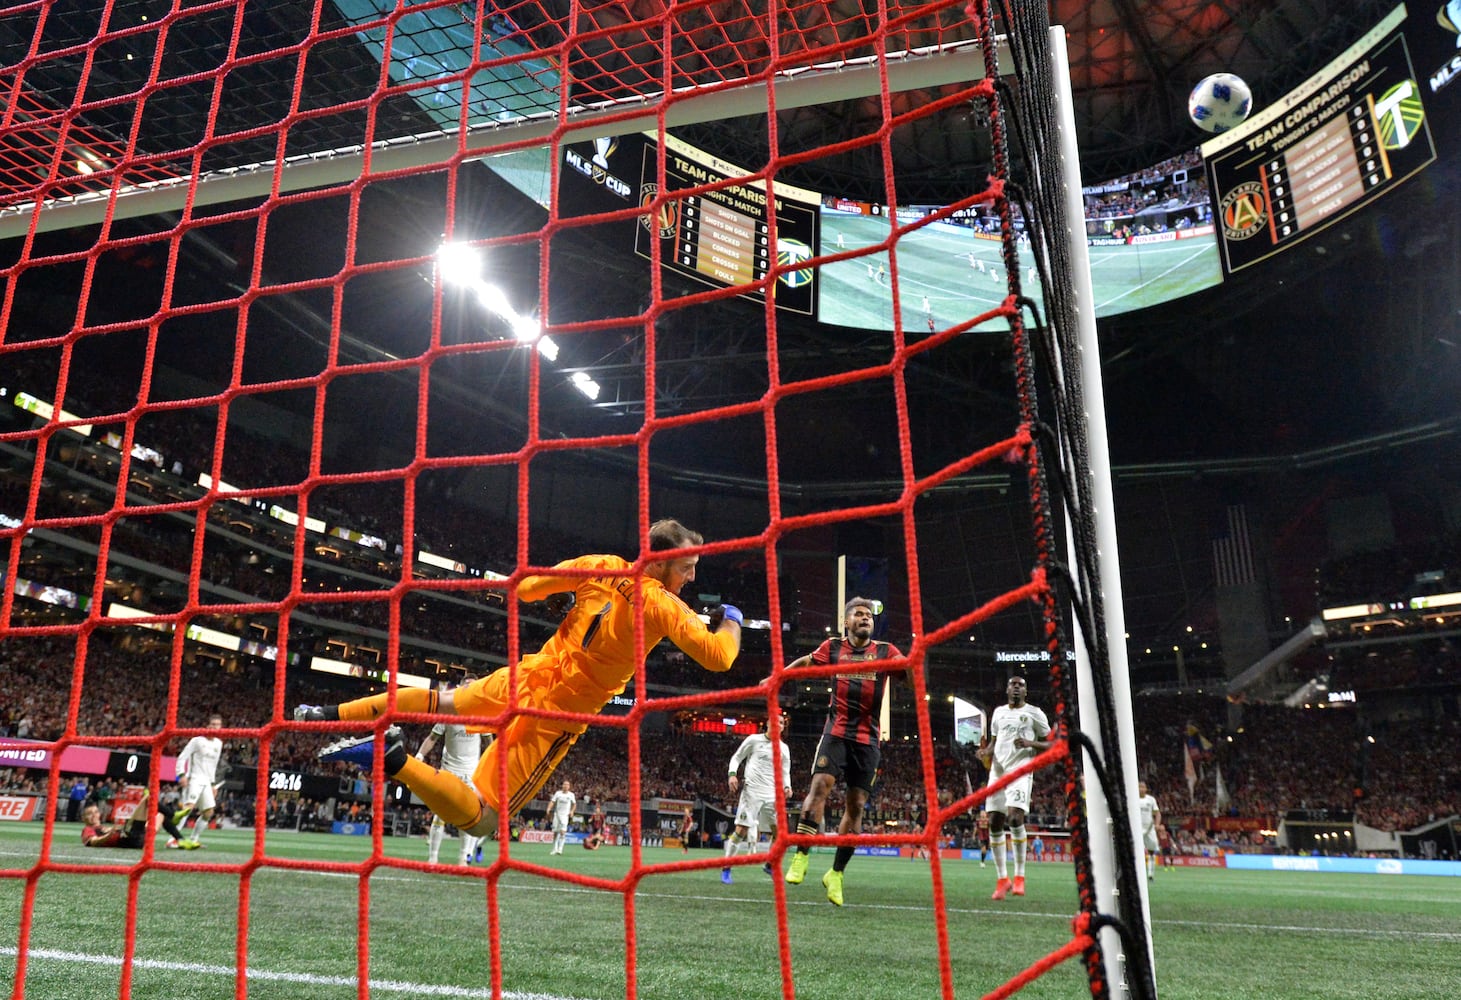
[318,726,405,772]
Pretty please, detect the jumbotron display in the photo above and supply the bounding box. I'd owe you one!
[631,133,820,316]
[1201,3,1438,274]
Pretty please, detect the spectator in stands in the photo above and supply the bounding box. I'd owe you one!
[66,777,89,823]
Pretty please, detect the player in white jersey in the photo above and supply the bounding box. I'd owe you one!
[416,690,485,865]
[721,712,792,884]
[979,677,1051,900]
[547,779,577,855]
[1137,781,1162,880]
[173,714,225,847]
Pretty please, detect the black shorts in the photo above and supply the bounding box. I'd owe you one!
[811,733,880,795]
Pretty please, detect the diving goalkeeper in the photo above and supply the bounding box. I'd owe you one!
[295,518,742,842]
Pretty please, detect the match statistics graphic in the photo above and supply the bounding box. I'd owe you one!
[633,134,819,315]
[1201,4,1437,274]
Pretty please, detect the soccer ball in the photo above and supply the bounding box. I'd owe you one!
[1188,73,1253,134]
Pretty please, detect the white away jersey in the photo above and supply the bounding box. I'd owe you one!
[549,789,577,825]
[988,703,1051,771]
[430,722,482,778]
[728,733,791,799]
[1138,793,1160,834]
[177,735,223,785]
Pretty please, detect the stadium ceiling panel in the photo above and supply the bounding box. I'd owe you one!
[0,0,1441,474]
[0,0,1401,203]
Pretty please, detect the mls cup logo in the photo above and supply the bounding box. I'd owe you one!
[1440,1,1461,46]
[591,135,618,170]
[589,136,618,184]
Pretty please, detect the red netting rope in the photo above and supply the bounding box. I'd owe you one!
[0,2,1108,998]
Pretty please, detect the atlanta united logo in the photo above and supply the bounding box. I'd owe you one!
[1220,181,1268,241]
[638,183,679,239]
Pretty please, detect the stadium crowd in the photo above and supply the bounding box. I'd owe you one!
[3,356,1458,851]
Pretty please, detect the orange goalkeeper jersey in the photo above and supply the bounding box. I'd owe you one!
[510,554,738,717]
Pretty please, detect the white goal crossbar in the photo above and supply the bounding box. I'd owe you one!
[0,40,1008,240]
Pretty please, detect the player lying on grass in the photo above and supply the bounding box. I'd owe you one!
[80,794,198,850]
[295,519,742,842]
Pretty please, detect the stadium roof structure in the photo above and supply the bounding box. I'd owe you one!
[2,0,1448,469]
[1,0,1458,662]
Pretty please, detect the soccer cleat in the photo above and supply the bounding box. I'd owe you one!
[762,862,775,877]
[318,726,407,773]
[165,838,180,849]
[991,877,1012,900]
[821,868,844,907]
[1012,876,1026,896]
[785,851,810,885]
[179,840,202,850]
[171,806,193,826]
[721,868,733,885]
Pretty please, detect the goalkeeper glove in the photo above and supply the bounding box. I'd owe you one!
[707,604,743,631]
[544,591,575,619]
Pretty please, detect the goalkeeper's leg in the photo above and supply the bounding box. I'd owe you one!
[457,716,578,840]
[301,687,443,722]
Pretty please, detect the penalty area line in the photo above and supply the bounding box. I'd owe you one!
[0,946,587,1000]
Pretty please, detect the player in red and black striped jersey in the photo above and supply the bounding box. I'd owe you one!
[783,597,908,905]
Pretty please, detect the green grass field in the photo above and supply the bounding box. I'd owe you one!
[2,823,1456,1000]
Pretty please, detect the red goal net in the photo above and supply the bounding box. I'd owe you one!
[1,2,1151,998]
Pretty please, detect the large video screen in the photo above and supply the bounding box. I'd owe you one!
[479,2,1455,332]
[1200,4,1439,274]
[815,161,1223,330]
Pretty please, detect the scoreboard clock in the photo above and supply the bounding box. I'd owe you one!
[268,770,305,793]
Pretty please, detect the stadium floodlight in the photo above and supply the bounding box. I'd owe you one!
[511,315,538,343]
[436,241,483,287]
[474,282,512,316]
[511,314,559,360]
[570,372,600,400]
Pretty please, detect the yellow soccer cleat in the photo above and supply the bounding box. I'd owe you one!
[821,868,844,907]
[785,851,810,885]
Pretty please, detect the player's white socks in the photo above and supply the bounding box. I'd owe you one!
[552,833,564,853]
[428,820,445,863]
[723,832,744,859]
[1011,826,1028,876]
[460,833,480,865]
[992,831,1009,879]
